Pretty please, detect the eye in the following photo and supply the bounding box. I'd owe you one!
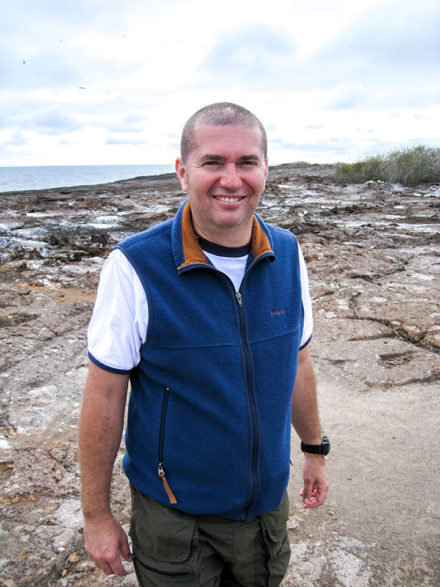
[202,160,222,168]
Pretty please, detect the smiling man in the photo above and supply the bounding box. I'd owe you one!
[176,122,268,246]
[79,102,329,586]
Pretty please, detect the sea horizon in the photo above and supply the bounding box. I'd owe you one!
[0,163,175,193]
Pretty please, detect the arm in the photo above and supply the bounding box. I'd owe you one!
[79,362,132,576]
[291,346,329,508]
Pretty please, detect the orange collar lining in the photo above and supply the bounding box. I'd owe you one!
[177,201,273,270]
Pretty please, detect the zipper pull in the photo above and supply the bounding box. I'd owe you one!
[236,292,243,307]
[158,462,178,504]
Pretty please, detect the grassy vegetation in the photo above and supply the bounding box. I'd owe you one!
[334,145,440,186]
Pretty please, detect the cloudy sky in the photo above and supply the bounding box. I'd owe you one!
[1,0,439,167]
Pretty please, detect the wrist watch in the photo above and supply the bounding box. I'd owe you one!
[301,435,330,456]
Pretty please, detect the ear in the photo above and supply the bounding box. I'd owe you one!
[175,158,188,192]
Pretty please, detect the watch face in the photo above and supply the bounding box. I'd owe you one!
[322,435,330,455]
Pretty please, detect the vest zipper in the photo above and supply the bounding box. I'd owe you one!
[234,286,261,520]
[191,258,269,518]
[158,387,178,505]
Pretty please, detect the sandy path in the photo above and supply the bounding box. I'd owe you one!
[285,371,439,586]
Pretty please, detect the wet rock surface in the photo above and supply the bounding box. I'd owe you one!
[0,164,439,585]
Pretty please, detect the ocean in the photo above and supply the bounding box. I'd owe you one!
[0,164,175,193]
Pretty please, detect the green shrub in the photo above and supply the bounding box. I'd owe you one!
[335,145,440,186]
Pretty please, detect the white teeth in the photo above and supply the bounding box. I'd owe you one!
[215,196,243,203]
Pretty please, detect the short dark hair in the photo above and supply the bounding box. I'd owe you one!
[180,102,267,163]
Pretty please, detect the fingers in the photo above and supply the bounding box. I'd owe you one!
[120,535,134,563]
[300,481,328,508]
[97,556,128,576]
[300,456,329,509]
[99,561,118,576]
[89,547,129,577]
[93,539,131,576]
[83,516,133,577]
[301,484,327,508]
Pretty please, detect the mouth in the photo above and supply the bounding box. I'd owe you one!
[213,195,246,203]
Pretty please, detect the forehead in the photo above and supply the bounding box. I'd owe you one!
[190,123,265,160]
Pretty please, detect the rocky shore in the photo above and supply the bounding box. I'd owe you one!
[0,164,439,585]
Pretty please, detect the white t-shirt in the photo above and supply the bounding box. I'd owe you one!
[88,243,313,372]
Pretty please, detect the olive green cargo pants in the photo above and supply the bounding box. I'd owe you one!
[129,485,290,586]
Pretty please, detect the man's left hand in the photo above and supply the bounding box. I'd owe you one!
[300,454,329,508]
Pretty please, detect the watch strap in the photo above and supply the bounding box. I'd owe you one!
[301,435,330,455]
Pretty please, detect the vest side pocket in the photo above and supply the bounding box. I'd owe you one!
[158,387,178,504]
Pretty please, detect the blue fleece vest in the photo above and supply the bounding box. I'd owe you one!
[116,200,304,521]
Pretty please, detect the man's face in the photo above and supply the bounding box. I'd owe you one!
[175,123,268,246]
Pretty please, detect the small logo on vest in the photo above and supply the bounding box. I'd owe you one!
[271,308,287,316]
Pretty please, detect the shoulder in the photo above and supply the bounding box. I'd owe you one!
[267,222,297,240]
[264,221,299,251]
[116,218,173,255]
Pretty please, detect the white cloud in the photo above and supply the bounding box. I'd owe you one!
[0,0,439,166]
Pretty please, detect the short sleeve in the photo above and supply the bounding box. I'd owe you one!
[298,242,313,348]
[87,249,148,372]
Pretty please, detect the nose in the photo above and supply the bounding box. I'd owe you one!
[219,163,242,190]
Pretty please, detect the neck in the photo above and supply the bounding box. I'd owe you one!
[195,233,251,257]
[191,217,253,248]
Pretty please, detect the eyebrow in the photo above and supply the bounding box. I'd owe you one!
[199,154,261,163]
[199,154,224,162]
